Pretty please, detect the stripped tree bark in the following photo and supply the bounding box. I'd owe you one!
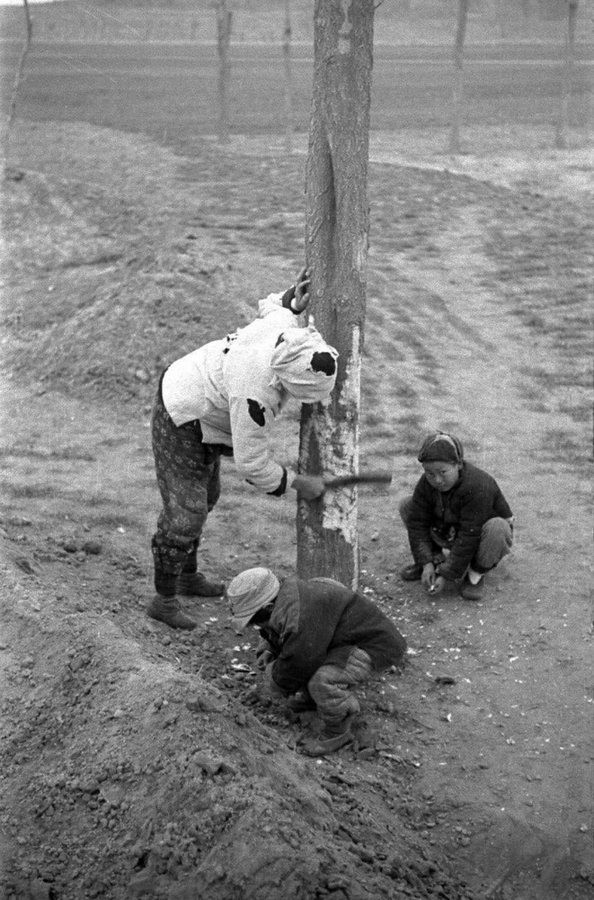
[448,0,469,154]
[6,0,33,136]
[215,0,232,144]
[283,0,294,154]
[296,0,374,589]
[555,0,579,149]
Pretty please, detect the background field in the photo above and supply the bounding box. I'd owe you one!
[0,3,593,900]
[1,0,592,44]
[1,0,593,142]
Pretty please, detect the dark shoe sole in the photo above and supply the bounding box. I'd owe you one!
[147,601,197,630]
[459,582,484,601]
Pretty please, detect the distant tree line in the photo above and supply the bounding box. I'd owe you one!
[93,0,574,21]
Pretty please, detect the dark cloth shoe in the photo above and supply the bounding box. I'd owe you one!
[147,595,197,630]
[178,572,224,597]
[459,577,485,601]
[400,563,423,581]
[400,553,445,582]
[302,716,354,757]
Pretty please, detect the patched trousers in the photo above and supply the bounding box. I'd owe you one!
[307,647,373,726]
[399,497,513,574]
[151,383,221,583]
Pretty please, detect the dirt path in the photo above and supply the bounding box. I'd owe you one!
[1,121,592,900]
[364,189,593,895]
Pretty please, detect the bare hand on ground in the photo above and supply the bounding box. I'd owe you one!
[422,563,445,594]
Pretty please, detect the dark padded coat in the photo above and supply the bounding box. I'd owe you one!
[406,461,512,581]
[259,576,407,695]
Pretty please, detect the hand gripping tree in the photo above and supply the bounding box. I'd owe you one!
[296,0,374,590]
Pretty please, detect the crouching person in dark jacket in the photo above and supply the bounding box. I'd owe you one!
[226,568,407,757]
[399,431,514,601]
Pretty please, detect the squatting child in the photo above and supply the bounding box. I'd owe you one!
[399,431,513,601]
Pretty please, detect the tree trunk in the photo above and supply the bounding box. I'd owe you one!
[493,0,508,39]
[283,0,294,154]
[449,0,469,154]
[216,0,232,144]
[539,0,566,20]
[555,0,578,149]
[521,0,532,31]
[6,0,33,132]
[296,0,374,589]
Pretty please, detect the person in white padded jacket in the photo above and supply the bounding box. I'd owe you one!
[148,268,339,630]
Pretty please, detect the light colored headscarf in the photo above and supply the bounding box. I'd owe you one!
[227,567,281,632]
[270,326,338,403]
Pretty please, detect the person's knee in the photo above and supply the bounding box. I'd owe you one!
[475,517,513,571]
[399,497,413,526]
[308,664,344,698]
[307,666,360,722]
[482,517,513,549]
[153,508,207,554]
[308,652,370,718]
[343,647,372,683]
[167,491,210,539]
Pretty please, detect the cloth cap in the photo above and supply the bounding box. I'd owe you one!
[227,567,280,631]
[417,432,464,464]
[270,325,338,403]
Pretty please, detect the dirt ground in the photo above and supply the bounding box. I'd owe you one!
[1,119,593,900]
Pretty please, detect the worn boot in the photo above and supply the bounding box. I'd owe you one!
[400,563,423,581]
[147,595,197,630]
[302,715,354,757]
[400,552,446,582]
[177,571,224,597]
[459,575,485,602]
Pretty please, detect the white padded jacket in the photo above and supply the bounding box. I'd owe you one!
[161,292,337,494]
